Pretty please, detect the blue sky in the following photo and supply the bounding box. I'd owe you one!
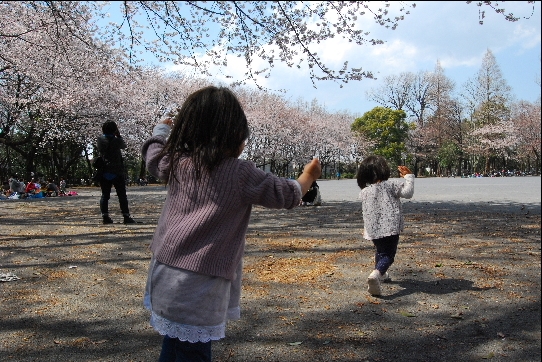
[101,2,541,117]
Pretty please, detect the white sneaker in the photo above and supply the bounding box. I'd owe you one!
[367,269,382,295]
[380,272,391,283]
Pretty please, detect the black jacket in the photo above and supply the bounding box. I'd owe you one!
[302,181,319,203]
[96,134,126,175]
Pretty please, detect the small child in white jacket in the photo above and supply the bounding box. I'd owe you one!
[357,155,414,296]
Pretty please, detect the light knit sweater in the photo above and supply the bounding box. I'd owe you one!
[141,128,302,280]
[360,174,415,240]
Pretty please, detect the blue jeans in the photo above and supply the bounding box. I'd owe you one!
[158,336,212,362]
[372,234,400,275]
[99,174,129,216]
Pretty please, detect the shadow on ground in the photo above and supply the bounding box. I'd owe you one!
[0,192,540,361]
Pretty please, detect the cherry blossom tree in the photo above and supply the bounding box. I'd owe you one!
[234,89,358,178]
[2,16,150,177]
[511,99,541,174]
[466,115,518,174]
[4,1,534,87]
[90,1,421,88]
[1,1,124,177]
[1,1,537,181]
[241,89,306,175]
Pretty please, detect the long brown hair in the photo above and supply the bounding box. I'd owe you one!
[160,86,250,183]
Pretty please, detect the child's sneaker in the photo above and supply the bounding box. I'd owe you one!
[380,272,391,283]
[367,269,382,296]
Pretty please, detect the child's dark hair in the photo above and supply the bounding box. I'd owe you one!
[162,86,250,182]
[102,120,118,134]
[356,155,390,189]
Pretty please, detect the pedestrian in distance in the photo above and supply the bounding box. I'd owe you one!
[141,85,321,362]
[96,120,136,224]
[357,155,415,296]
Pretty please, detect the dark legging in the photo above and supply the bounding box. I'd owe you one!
[158,336,212,362]
[99,175,129,216]
[372,234,400,275]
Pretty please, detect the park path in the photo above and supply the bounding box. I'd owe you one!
[316,176,541,205]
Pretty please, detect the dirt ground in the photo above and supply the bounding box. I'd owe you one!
[0,185,540,362]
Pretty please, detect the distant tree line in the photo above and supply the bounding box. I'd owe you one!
[1,2,539,185]
[356,52,540,177]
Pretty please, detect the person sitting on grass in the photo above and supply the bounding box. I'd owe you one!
[300,180,321,206]
[25,178,39,196]
[46,178,59,197]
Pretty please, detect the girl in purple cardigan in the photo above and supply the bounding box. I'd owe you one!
[141,86,321,362]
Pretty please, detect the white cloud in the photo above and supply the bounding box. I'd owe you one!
[513,24,542,50]
[367,39,419,72]
[439,54,483,69]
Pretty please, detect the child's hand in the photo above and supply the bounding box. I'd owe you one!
[161,117,173,127]
[398,166,412,177]
[303,158,322,180]
[297,159,322,197]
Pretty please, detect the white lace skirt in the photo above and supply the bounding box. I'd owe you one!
[144,256,242,343]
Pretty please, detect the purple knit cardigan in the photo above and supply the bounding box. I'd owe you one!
[142,136,302,280]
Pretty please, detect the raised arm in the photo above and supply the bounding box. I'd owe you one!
[397,165,414,199]
[297,158,322,196]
